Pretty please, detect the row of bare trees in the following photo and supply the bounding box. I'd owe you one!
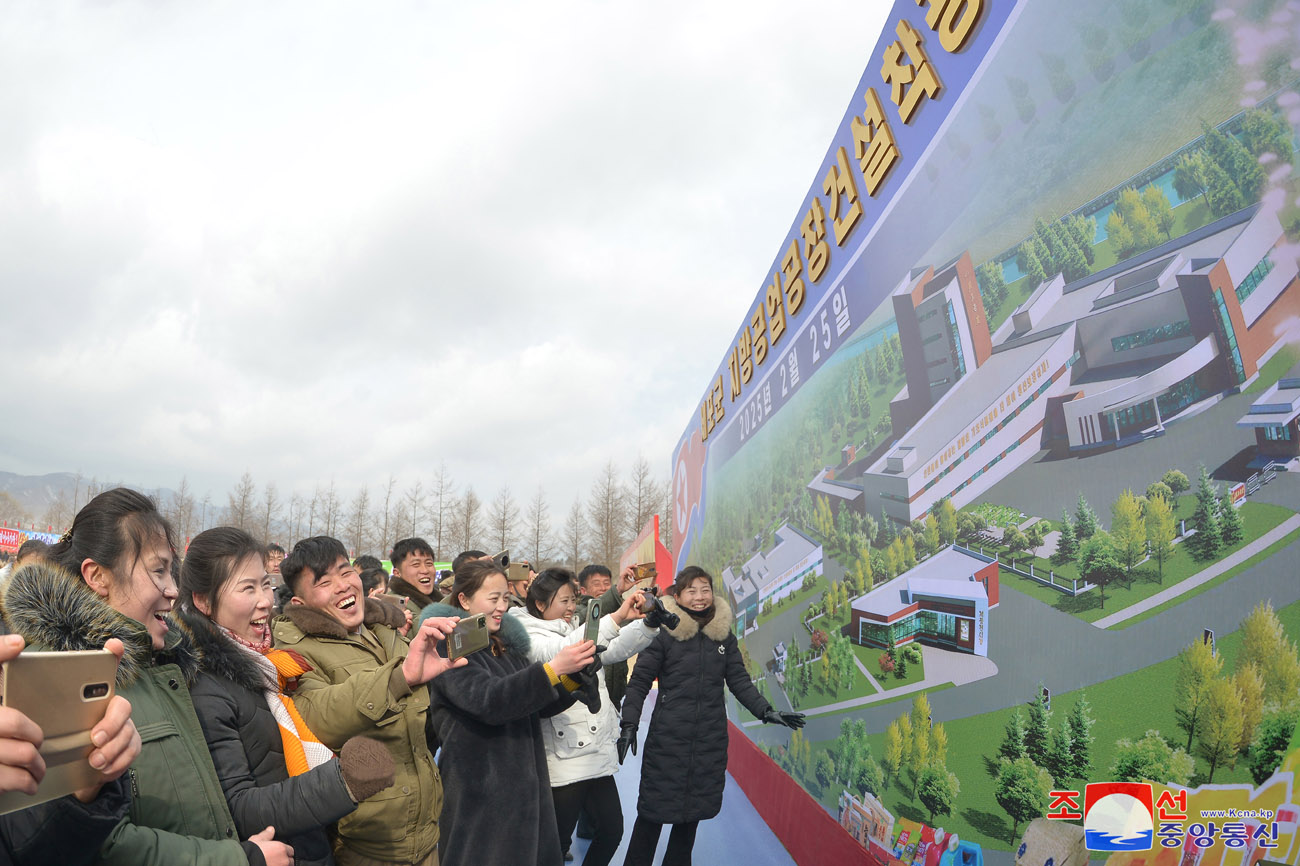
[32,459,672,573]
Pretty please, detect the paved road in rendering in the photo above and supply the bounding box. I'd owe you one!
[1095,513,1300,627]
[979,388,1278,531]
[742,519,1300,747]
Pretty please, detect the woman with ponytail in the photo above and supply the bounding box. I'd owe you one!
[4,488,293,866]
[178,527,396,866]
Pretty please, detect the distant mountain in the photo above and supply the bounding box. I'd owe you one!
[0,471,176,523]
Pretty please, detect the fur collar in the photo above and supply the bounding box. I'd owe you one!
[280,595,407,641]
[421,601,531,657]
[0,562,200,688]
[387,575,439,609]
[662,595,734,643]
[176,606,267,694]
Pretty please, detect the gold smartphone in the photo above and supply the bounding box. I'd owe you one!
[0,649,118,814]
[447,614,490,661]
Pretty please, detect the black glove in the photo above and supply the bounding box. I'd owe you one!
[616,721,638,764]
[763,709,806,729]
[581,646,607,678]
[570,668,602,715]
[643,597,679,631]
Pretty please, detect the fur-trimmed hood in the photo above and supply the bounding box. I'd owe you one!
[661,595,734,642]
[279,595,407,641]
[0,561,200,688]
[420,601,531,657]
[175,605,268,694]
[387,575,439,609]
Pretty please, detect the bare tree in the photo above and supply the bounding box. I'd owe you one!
[452,487,484,554]
[660,481,675,555]
[487,486,519,555]
[402,481,425,540]
[377,475,398,558]
[307,485,322,536]
[41,492,71,533]
[322,481,341,537]
[199,493,214,532]
[626,455,663,539]
[430,463,457,559]
[169,477,197,546]
[561,497,588,572]
[523,486,552,566]
[346,486,373,557]
[259,482,281,544]
[287,492,306,545]
[586,461,626,569]
[227,472,257,531]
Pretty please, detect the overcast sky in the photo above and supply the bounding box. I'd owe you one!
[0,0,891,519]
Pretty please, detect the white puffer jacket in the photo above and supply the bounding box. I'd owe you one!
[508,607,658,787]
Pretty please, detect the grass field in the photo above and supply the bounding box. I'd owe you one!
[853,642,928,691]
[970,499,1294,623]
[796,595,1300,851]
[757,574,826,628]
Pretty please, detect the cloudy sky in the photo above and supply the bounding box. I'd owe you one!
[0,0,891,518]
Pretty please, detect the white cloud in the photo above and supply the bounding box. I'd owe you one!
[0,0,892,533]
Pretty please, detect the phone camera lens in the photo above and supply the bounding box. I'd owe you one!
[83,683,109,699]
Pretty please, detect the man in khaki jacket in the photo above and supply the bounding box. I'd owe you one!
[274,536,464,866]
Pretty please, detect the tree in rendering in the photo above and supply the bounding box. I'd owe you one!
[996,756,1052,843]
[918,765,960,824]
[1174,636,1222,752]
[1074,494,1099,539]
[1110,489,1146,576]
[1054,509,1078,563]
[1024,686,1052,767]
[1249,708,1298,785]
[1162,469,1190,496]
[999,709,1028,762]
[1196,678,1244,783]
[1145,492,1176,583]
[1219,496,1244,546]
[1111,730,1195,786]
[1078,532,1123,609]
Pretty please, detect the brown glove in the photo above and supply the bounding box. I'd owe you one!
[338,737,396,803]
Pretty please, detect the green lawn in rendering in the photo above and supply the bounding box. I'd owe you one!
[969,499,1293,623]
[790,595,1300,852]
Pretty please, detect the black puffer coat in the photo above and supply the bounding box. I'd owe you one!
[620,596,772,824]
[419,602,576,866]
[181,608,357,866]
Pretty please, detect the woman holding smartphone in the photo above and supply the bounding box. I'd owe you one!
[3,488,292,866]
[178,527,398,866]
[510,568,661,866]
[419,559,596,866]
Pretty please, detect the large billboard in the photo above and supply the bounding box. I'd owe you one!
[671,0,1300,861]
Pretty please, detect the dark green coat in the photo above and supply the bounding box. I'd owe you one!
[1,563,251,866]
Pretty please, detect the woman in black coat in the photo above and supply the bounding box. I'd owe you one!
[179,528,395,866]
[618,566,804,866]
[420,559,596,866]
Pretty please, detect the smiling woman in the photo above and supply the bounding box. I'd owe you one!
[179,526,379,866]
[4,488,293,866]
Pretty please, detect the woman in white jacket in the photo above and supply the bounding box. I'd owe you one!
[510,568,659,866]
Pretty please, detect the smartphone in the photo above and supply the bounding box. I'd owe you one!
[583,599,602,644]
[447,613,490,662]
[0,649,118,814]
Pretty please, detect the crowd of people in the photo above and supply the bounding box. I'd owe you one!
[0,487,806,866]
